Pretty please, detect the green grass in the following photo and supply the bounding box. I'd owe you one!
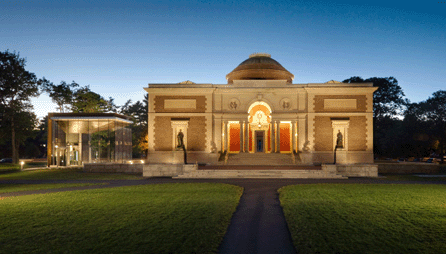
[0,167,144,180]
[381,174,446,182]
[0,162,47,171]
[0,183,108,193]
[0,183,243,254]
[279,184,446,254]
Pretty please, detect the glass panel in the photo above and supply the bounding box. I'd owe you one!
[125,124,132,160]
[89,120,99,162]
[55,120,68,166]
[109,120,115,162]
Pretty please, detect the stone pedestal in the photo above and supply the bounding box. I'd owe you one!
[336,150,347,164]
[300,152,313,165]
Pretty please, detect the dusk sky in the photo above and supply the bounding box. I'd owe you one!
[2,0,445,119]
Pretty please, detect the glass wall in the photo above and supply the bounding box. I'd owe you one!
[50,117,132,166]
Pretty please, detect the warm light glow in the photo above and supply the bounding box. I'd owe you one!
[247,101,272,113]
[140,160,144,164]
[55,145,58,148]
[20,161,24,165]
[129,161,133,164]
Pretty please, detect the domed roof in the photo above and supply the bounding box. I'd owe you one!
[226,53,294,84]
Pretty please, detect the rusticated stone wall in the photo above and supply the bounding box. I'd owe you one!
[154,116,172,151]
[348,116,367,151]
[314,116,332,151]
[187,116,206,151]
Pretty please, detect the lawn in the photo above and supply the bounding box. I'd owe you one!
[0,183,108,194]
[0,162,47,171]
[0,183,243,254]
[279,184,446,254]
[0,167,144,180]
[381,174,446,182]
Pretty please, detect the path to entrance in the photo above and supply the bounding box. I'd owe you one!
[1,177,442,254]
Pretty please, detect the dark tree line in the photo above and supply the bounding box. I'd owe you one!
[344,77,445,163]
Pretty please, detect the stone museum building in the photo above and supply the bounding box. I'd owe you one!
[145,53,377,166]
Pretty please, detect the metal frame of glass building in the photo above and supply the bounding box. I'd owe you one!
[47,113,133,167]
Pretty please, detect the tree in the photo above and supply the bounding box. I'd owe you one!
[71,86,116,113]
[0,51,42,163]
[343,77,408,157]
[343,76,407,119]
[412,91,446,164]
[120,94,148,157]
[42,81,79,112]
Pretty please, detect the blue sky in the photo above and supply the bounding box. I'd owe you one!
[1,0,445,119]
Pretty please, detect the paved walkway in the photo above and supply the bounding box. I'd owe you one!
[1,177,444,253]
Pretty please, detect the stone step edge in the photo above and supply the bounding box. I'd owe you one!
[175,170,346,179]
[174,175,347,179]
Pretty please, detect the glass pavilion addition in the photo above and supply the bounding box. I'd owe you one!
[47,113,133,167]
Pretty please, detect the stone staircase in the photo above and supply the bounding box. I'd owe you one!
[174,168,346,179]
[174,162,347,179]
[223,152,296,165]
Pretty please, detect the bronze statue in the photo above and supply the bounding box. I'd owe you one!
[336,130,343,148]
[177,129,184,148]
[176,129,187,164]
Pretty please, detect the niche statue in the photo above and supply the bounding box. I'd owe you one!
[336,130,343,148]
[177,129,184,148]
[176,129,187,164]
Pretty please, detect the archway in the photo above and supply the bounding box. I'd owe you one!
[248,101,272,153]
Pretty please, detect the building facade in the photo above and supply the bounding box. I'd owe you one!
[145,53,377,165]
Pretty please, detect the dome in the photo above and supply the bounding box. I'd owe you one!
[226,53,294,84]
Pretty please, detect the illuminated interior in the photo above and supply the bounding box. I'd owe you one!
[48,113,133,166]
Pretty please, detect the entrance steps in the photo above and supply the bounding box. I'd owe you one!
[223,152,296,165]
[175,169,345,179]
[174,165,346,179]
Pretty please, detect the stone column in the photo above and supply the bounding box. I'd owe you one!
[298,115,306,152]
[294,121,298,153]
[148,113,155,152]
[240,121,243,153]
[269,123,272,153]
[274,121,278,153]
[222,121,225,152]
[242,121,246,153]
[277,121,281,153]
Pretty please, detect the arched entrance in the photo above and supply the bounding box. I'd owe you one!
[248,101,272,153]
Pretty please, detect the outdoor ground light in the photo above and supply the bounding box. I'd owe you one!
[20,161,24,170]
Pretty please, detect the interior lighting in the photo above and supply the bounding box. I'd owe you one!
[140,160,144,164]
